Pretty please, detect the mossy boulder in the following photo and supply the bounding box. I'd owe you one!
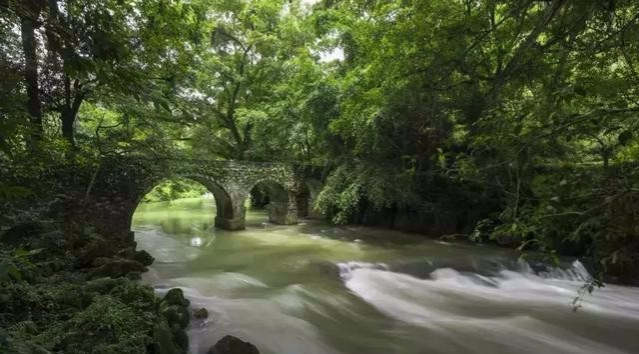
[84,277,122,293]
[0,213,189,354]
[30,230,70,252]
[194,307,209,319]
[0,221,45,248]
[171,323,189,351]
[162,305,190,329]
[208,335,260,354]
[163,288,190,307]
[89,258,146,279]
[45,295,153,354]
[134,250,155,266]
[150,320,185,354]
[126,271,143,280]
[116,248,154,266]
[75,239,117,268]
[92,257,113,267]
[106,279,157,310]
[116,247,136,259]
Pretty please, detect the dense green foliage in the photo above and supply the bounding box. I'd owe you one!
[0,214,191,354]
[142,179,208,203]
[2,0,639,279]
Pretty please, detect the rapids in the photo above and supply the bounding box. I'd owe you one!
[133,197,639,354]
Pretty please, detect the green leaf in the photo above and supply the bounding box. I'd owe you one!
[618,130,633,146]
[7,264,21,281]
[14,249,30,257]
[573,86,587,96]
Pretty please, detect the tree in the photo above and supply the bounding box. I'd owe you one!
[306,0,639,276]
[40,0,204,147]
[2,0,639,278]
[16,0,44,149]
[1,0,206,151]
[186,0,319,160]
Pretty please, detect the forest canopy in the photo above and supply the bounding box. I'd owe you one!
[1,0,639,279]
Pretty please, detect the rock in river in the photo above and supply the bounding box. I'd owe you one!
[208,335,260,354]
[163,288,190,307]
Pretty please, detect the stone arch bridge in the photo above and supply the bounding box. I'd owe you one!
[75,157,322,236]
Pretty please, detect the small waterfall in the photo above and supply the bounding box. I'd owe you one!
[336,261,389,279]
[515,260,591,282]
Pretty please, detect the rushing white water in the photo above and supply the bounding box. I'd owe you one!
[133,198,639,354]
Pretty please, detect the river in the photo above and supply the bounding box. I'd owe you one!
[133,197,639,354]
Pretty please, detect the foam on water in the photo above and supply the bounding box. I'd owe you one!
[336,261,389,279]
[133,201,639,354]
[344,260,639,354]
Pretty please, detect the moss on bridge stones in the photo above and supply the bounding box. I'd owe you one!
[1,155,321,235]
[87,157,305,232]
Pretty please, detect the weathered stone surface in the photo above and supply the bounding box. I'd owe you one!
[0,221,45,248]
[31,230,69,251]
[88,258,146,279]
[2,158,324,248]
[162,305,190,329]
[84,277,120,293]
[151,320,185,354]
[92,257,112,267]
[66,158,324,235]
[208,335,260,354]
[0,194,192,354]
[116,247,136,259]
[115,247,154,266]
[134,249,155,266]
[215,217,246,231]
[163,288,190,307]
[75,239,116,267]
[171,323,189,351]
[194,307,209,319]
[126,271,142,280]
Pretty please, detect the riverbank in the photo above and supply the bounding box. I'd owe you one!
[0,216,189,353]
[0,213,258,354]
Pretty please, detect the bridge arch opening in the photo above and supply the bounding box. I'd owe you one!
[249,183,270,209]
[296,179,323,220]
[133,176,238,231]
[296,183,311,218]
[248,179,297,225]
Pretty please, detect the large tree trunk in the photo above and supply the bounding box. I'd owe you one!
[62,76,75,147]
[19,6,43,150]
[47,1,84,148]
[61,109,75,146]
[60,77,85,147]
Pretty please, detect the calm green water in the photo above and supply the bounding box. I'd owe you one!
[133,197,639,354]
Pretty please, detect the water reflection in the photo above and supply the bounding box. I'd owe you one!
[133,197,219,247]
